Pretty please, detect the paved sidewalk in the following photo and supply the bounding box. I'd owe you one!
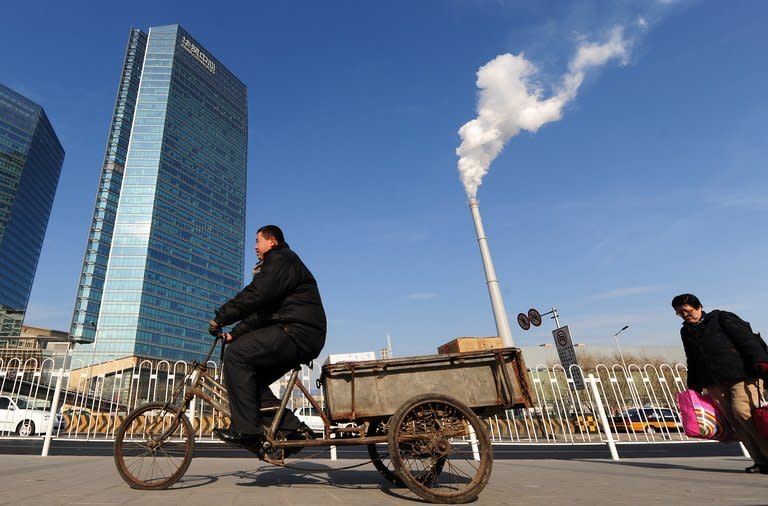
[0,454,766,505]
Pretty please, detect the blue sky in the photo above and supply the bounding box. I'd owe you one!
[3,0,767,359]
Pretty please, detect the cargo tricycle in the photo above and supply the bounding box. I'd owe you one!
[114,336,532,503]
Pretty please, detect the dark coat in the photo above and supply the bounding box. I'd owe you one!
[681,309,768,391]
[214,244,326,358]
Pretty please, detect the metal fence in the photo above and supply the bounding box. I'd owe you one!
[485,363,690,445]
[0,349,723,457]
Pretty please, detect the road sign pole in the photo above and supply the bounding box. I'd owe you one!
[550,307,561,328]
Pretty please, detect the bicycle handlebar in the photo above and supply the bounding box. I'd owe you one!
[200,333,224,364]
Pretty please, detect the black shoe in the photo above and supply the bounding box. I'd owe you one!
[213,427,264,446]
[745,464,761,473]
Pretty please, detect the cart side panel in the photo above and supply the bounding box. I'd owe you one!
[321,348,532,421]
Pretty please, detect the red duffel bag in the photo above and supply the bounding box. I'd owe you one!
[754,389,768,438]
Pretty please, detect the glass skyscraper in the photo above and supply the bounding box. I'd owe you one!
[70,25,247,365]
[0,84,65,336]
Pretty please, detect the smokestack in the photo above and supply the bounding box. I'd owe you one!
[468,198,514,347]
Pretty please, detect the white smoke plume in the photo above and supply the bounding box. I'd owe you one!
[457,26,630,198]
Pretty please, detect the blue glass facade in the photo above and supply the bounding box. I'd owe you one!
[71,25,247,364]
[0,84,65,336]
[70,28,147,344]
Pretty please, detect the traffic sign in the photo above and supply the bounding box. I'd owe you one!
[528,308,542,327]
[551,325,585,390]
[517,313,530,330]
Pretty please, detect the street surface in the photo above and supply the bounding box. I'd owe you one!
[0,453,766,505]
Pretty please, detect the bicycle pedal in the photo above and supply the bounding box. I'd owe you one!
[259,401,281,411]
[263,456,285,466]
[262,449,285,466]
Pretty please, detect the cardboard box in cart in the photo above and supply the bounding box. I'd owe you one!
[437,336,503,354]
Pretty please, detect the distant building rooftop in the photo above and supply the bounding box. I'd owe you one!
[0,325,70,364]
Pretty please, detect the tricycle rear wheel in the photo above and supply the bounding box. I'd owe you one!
[387,394,492,504]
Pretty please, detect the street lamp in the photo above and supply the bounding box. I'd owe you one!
[612,325,630,371]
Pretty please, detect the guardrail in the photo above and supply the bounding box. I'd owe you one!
[0,350,727,459]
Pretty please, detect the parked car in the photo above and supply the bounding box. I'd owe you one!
[612,407,682,433]
[294,406,358,437]
[295,406,325,435]
[0,395,63,437]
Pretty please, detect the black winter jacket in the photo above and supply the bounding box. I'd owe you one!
[681,309,768,391]
[214,244,326,358]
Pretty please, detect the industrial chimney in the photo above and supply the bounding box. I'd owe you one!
[468,198,515,347]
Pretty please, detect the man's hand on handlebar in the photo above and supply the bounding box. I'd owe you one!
[208,319,235,343]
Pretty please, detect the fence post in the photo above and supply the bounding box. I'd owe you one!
[41,364,66,457]
[468,424,480,461]
[330,432,337,461]
[587,373,619,461]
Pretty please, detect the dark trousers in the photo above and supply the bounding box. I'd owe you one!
[222,324,307,434]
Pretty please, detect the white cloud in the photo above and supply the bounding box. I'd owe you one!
[569,26,629,72]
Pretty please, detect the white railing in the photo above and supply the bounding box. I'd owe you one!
[1,351,709,457]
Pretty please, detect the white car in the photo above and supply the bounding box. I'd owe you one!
[295,406,325,435]
[294,406,357,437]
[0,395,63,437]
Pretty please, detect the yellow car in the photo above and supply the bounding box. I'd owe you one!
[612,407,682,434]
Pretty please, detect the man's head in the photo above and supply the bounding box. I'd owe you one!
[671,293,703,324]
[256,225,285,261]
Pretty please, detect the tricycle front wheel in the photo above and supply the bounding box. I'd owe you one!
[387,394,492,504]
[114,402,195,490]
[367,417,401,484]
